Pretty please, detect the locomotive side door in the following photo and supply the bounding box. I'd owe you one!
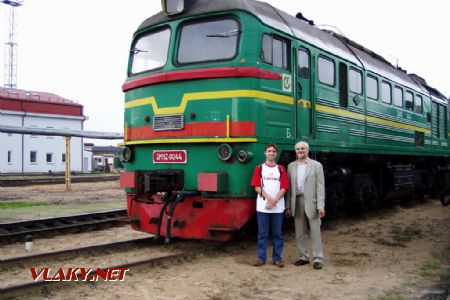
[295,46,312,139]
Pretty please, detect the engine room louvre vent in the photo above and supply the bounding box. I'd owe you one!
[153,114,184,131]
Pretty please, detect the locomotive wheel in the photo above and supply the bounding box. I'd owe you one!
[348,175,378,213]
[326,182,347,214]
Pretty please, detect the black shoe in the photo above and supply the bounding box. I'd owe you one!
[294,259,309,266]
[313,262,322,269]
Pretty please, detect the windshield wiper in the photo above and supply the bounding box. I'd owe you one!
[206,29,240,38]
[130,48,148,54]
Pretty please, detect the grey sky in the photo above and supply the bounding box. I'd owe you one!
[1,0,448,144]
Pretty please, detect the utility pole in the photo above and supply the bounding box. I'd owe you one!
[1,0,24,88]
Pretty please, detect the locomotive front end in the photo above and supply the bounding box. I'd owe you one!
[119,2,276,241]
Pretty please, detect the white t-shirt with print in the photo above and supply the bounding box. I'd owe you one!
[256,164,285,213]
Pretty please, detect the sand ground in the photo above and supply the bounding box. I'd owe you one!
[0,181,449,299]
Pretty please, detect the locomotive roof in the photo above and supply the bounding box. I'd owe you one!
[138,0,448,104]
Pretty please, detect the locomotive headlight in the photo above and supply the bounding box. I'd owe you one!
[162,0,186,16]
[237,150,254,163]
[121,146,133,162]
[218,143,233,161]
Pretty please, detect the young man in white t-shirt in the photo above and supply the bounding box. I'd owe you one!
[250,144,288,267]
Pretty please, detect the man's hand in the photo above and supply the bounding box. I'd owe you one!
[318,209,326,218]
[265,196,276,209]
[284,208,291,218]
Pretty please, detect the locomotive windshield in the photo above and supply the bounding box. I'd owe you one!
[131,27,171,74]
[177,18,240,64]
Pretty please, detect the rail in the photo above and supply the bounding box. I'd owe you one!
[0,209,128,244]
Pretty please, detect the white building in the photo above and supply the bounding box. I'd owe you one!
[0,87,87,174]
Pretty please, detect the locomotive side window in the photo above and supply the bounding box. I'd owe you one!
[178,18,240,64]
[381,81,392,104]
[298,48,310,77]
[131,27,171,75]
[261,35,272,64]
[318,56,335,86]
[366,75,378,100]
[261,34,290,70]
[394,86,403,108]
[349,68,362,94]
[415,95,423,114]
[405,91,414,111]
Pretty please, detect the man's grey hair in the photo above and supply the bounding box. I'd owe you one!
[295,141,309,150]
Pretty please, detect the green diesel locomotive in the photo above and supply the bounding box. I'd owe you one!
[120,0,449,241]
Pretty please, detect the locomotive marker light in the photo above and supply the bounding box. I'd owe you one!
[218,143,233,161]
[162,0,186,16]
[121,146,133,162]
[237,149,254,163]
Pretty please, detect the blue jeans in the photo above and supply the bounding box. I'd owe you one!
[257,211,284,262]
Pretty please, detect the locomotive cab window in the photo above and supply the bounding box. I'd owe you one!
[298,48,310,77]
[415,95,423,114]
[381,81,392,104]
[349,68,362,94]
[366,75,378,100]
[178,18,240,64]
[130,27,171,75]
[394,86,403,108]
[405,91,414,111]
[261,34,290,70]
[318,56,335,86]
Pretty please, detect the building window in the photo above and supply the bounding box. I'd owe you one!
[394,86,403,107]
[318,56,335,86]
[381,81,392,104]
[261,34,290,70]
[46,153,53,163]
[62,153,66,163]
[8,151,12,164]
[298,48,310,77]
[415,95,423,114]
[366,75,378,100]
[405,91,414,111]
[30,151,37,163]
[349,68,362,94]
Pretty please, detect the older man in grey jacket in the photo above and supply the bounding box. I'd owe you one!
[286,141,325,269]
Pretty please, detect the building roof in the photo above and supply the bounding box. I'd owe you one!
[0,87,84,117]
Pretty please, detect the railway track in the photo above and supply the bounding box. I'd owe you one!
[0,174,119,187]
[0,236,155,268]
[0,209,128,244]
[0,237,202,298]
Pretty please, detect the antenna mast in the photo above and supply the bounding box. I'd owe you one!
[1,0,24,89]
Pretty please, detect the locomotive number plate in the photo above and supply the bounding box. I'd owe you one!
[153,150,187,164]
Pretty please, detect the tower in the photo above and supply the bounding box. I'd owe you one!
[1,0,24,89]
